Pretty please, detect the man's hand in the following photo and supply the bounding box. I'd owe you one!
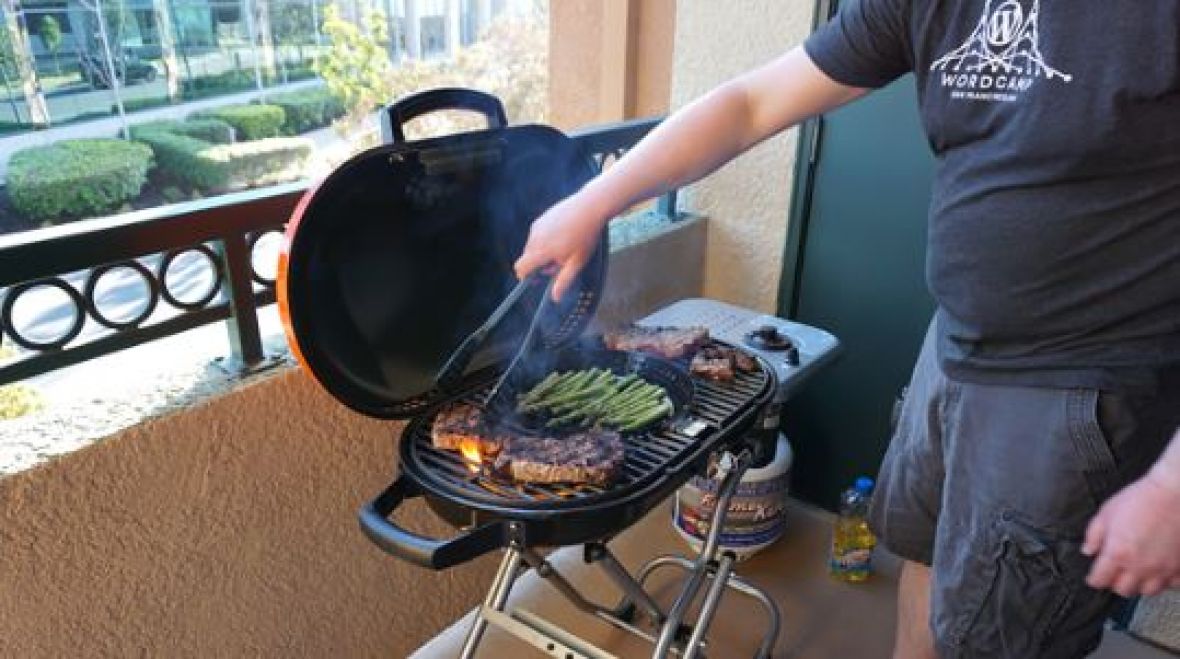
[514,193,609,302]
[1083,469,1180,597]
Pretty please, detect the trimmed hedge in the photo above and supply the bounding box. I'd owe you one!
[269,88,346,134]
[7,139,153,221]
[135,131,226,189]
[129,118,235,144]
[193,104,286,140]
[135,130,310,191]
[203,138,313,188]
[112,97,173,114]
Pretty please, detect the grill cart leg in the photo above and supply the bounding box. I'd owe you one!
[644,449,781,659]
[637,555,781,659]
[459,549,524,659]
[584,542,667,625]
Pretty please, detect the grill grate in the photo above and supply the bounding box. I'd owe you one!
[405,340,770,508]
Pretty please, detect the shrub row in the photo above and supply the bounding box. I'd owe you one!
[193,104,286,140]
[7,139,153,221]
[202,138,313,189]
[129,117,235,144]
[134,129,310,192]
[268,88,347,134]
[177,63,317,101]
[134,131,226,190]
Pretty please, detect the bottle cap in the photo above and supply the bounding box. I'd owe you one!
[854,477,874,494]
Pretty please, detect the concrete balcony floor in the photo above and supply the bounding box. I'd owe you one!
[415,498,1174,658]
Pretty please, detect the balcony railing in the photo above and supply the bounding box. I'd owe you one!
[0,117,671,387]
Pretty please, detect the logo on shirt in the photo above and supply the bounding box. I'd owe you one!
[931,0,1072,102]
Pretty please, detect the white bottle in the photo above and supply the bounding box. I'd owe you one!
[674,433,794,560]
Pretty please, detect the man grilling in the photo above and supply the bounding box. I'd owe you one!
[514,1,1180,657]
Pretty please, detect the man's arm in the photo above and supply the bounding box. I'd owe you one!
[1084,429,1180,596]
[514,46,866,300]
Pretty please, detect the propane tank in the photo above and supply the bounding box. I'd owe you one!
[674,432,793,560]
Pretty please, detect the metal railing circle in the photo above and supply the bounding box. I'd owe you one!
[83,260,160,331]
[246,228,284,287]
[156,245,223,311]
[1,278,87,351]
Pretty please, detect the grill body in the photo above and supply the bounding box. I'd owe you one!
[361,339,775,568]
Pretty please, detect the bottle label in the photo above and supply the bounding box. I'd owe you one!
[830,548,873,573]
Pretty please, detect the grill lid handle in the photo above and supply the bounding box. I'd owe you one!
[381,87,509,145]
[359,474,507,570]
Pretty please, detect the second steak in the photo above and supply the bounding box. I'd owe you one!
[493,431,625,486]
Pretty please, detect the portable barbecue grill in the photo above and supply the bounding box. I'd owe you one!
[277,88,839,658]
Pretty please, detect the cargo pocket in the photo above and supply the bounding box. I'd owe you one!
[948,513,1090,657]
[1067,389,1122,508]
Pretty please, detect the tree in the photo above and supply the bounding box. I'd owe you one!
[0,20,22,120]
[0,1,49,126]
[313,4,393,131]
[270,1,315,64]
[36,15,61,74]
[314,4,547,142]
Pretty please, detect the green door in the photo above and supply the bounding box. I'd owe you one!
[779,74,936,510]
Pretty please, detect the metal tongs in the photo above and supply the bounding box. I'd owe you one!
[434,271,554,409]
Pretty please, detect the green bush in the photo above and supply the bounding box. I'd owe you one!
[136,130,311,191]
[7,139,153,222]
[269,88,346,134]
[134,131,226,189]
[193,104,286,140]
[129,118,234,144]
[113,97,172,114]
[205,138,312,188]
[181,70,256,100]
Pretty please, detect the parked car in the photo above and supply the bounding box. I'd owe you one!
[79,53,158,89]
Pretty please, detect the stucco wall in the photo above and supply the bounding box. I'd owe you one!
[670,0,816,313]
[0,221,706,657]
[0,369,497,658]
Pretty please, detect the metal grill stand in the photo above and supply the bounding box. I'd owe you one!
[457,447,781,659]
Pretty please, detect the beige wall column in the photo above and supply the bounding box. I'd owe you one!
[598,0,637,122]
[632,0,674,119]
[669,0,815,313]
[548,0,674,130]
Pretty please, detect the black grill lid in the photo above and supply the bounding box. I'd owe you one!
[280,89,606,419]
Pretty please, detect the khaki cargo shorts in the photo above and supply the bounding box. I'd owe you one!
[869,319,1180,658]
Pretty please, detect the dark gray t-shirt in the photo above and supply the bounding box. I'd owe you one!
[805,0,1180,390]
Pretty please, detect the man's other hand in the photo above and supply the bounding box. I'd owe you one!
[1083,470,1180,597]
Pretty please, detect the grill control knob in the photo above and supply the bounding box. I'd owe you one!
[784,345,800,366]
[745,324,794,352]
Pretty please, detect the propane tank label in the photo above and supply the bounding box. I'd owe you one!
[675,471,791,547]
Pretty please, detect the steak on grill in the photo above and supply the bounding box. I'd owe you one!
[431,402,504,456]
[603,325,709,359]
[690,345,759,382]
[492,430,625,485]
